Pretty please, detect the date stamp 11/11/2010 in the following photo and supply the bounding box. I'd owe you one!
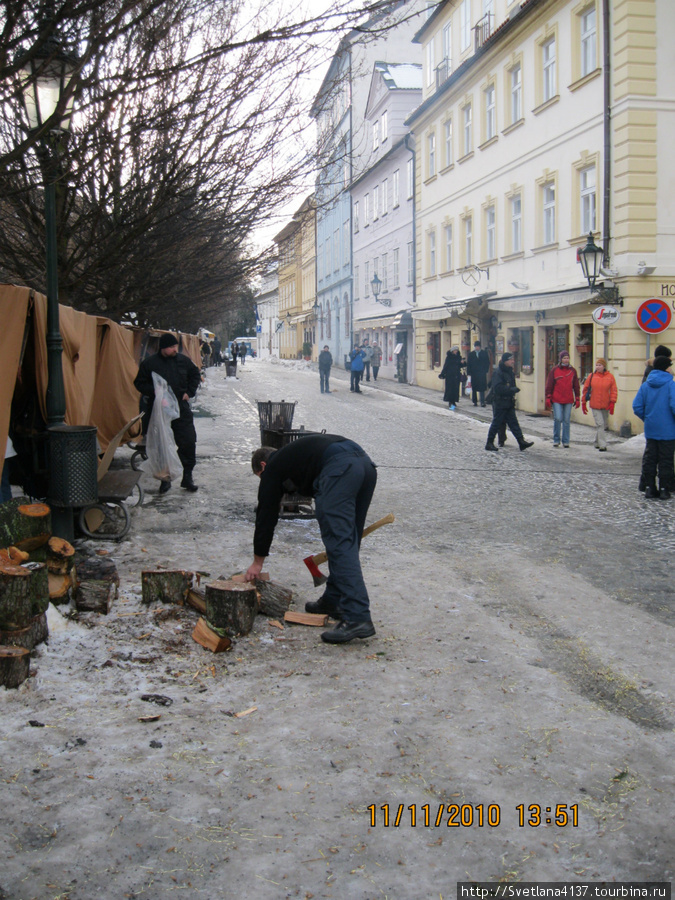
[367,803,580,829]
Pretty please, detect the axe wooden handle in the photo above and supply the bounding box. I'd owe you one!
[310,513,395,567]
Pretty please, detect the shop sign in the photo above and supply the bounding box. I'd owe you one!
[592,306,620,326]
[636,298,672,334]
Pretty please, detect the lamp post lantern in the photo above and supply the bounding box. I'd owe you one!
[577,232,622,307]
[370,273,391,307]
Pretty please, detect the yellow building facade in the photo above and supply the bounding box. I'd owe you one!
[274,196,317,359]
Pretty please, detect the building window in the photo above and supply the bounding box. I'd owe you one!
[428,230,436,276]
[464,216,472,266]
[333,229,339,272]
[373,183,380,219]
[325,239,331,276]
[581,7,596,76]
[428,331,441,368]
[382,178,389,215]
[543,37,556,102]
[485,84,495,141]
[580,164,596,233]
[407,158,414,199]
[364,261,370,296]
[427,132,436,178]
[372,119,379,150]
[364,192,370,225]
[511,194,522,253]
[444,224,453,271]
[510,64,522,123]
[381,111,388,141]
[443,22,452,71]
[463,103,472,156]
[393,169,400,207]
[444,119,453,168]
[543,181,556,244]
[425,40,435,88]
[460,0,471,51]
[373,256,379,279]
[343,220,349,265]
[382,252,388,291]
[354,200,360,233]
[393,247,400,288]
[407,241,414,284]
[486,205,496,260]
[354,265,360,299]
[344,296,350,337]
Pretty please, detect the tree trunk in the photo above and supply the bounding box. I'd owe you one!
[12,504,52,552]
[256,580,293,618]
[0,645,31,688]
[141,570,193,605]
[0,563,33,630]
[205,579,257,636]
[0,613,48,651]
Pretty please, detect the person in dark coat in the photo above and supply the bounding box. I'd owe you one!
[633,355,675,499]
[246,434,377,644]
[349,346,365,393]
[239,342,247,365]
[438,346,465,409]
[467,340,490,407]
[485,352,533,452]
[318,345,333,393]
[212,337,222,367]
[642,344,671,383]
[134,333,202,493]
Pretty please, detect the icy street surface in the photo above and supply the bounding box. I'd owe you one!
[1,357,674,899]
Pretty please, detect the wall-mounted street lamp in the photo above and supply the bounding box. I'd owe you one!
[370,273,392,308]
[535,310,546,324]
[577,232,623,306]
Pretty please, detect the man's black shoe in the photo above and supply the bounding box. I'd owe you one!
[159,479,171,494]
[181,478,199,492]
[498,439,506,447]
[305,597,338,616]
[519,440,534,451]
[485,441,498,452]
[321,620,376,643]
[659,488,671,500]
[644,486,659,499]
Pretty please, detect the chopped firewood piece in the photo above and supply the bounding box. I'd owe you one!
[192,617,232,653]
[0,645,30,688]
[8,546,30,564]
[0,563,33,629]
[283,611,329,627]
[141,570,193,605]
[138,714,161,723]
[47,537,75,560]
[268,619,284,630]
[13,503,51,551]
[256,580,293,618]
[205,580,257,636]
[48,572,72,602]
[234,706,257,718]
[186,587,206,615]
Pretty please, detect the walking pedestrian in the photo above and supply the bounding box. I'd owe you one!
[581,358,617,451]
[212,337,222,367]
[239,342,247,366]
[371,342,382,381]
[467,340,490,407]
[438,346,464,409]
[361,338,373,382]
[319,345,333,394]
[632,356,675,499]
[349,346,365,393]
[134,333,202,493]
[545,351,580,447]
[642,344,671,383]
[485,352,533,452]
[246,434,378,643]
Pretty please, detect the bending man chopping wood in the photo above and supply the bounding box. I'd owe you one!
[245,434,377,644]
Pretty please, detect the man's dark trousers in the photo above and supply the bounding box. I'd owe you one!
[314,441,377,624]
[172,402,197,477]
[487,407,524,445]
[642,438,675,490]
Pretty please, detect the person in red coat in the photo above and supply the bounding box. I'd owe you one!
[581,358,618,451]
[545,350,580,447]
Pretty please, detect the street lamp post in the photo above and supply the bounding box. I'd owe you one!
[370,273,392,308]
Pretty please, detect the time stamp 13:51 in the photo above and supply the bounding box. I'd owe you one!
[367,804,580,828]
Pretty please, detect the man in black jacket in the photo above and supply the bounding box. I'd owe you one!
[134,333,202,493]
[485,353,533,452]
[467,340,490,407]
[245,434,377,644]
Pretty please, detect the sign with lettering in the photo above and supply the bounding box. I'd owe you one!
[592,305,621,326]
[636,298,672,334]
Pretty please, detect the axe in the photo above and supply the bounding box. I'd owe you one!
[303,513,395,586]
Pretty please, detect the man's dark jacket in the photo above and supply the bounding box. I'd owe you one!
[490,361,520,409]
[134,352,201,405]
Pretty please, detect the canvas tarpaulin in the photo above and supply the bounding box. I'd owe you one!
[0,286,30,473]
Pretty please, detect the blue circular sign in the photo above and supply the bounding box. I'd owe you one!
[636,298,672,334]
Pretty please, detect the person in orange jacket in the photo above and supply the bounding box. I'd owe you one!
[545,350,580,447]
[581,358,618,451]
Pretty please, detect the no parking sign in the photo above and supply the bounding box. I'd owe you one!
[636,298,672,334]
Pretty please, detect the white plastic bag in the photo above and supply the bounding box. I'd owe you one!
[142,373,183,482]
[464,375,472,396]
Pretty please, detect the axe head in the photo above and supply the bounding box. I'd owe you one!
[303,555,327,586]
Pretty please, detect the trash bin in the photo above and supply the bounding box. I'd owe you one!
[225,362,237,377]
[48,425,98,507]
[257,401,296,445]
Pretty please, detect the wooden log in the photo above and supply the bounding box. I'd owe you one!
[46,537,75,575]
[256,580,293,618]
[205,579,257,636]
[0,546,30,565]
[0,645,30,688]
[73,580,116,614]
[75,556,119,587]
[141,569,193,605]
[48,572,73,604]
[192,617,232,653]
[283,611,329,627]
[13,503,52,552]
[186,587,206,615]
[0,563,33,630]
[21,562,50,616]
[0,613,48,651]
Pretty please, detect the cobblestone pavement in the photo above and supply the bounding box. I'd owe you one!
[2,358,674,899]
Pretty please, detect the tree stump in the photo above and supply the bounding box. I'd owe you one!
[0,564,33,630]
[141,570,193,605]
[256,580,293,618]
[205,579,257,636]
[12,504,52,552]
[48,572,73,605]
[0,613,48,651]
[22,562,50,616]
[73,556,119,613]
[0,645,30,688]
[46,537,75,575]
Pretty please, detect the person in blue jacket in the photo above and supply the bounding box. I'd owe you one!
[349,346,365,393]
[632,355,675,499]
